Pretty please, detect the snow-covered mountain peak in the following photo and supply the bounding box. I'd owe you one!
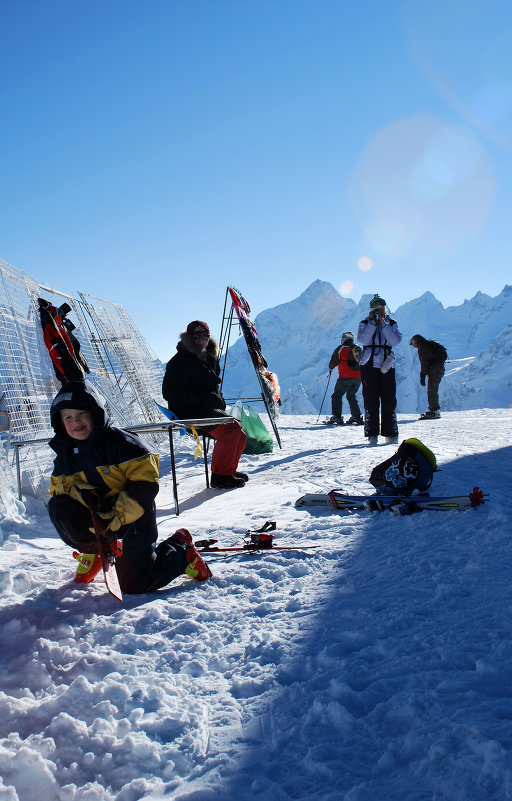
[222,281,512,414]
[412,290,443,308]
[257,280,354,338]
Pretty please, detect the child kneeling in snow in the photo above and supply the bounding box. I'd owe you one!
[47,379,211,592]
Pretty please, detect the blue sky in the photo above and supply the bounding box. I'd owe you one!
[1,0,511,361]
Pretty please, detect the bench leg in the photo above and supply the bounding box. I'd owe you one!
[168,427,180,515]
[203,435,210,488]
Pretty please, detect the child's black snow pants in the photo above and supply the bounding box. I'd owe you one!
[48,495,187,594]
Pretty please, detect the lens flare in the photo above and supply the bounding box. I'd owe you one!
[357,257,373,272]
[349,115,494,263]
[403,0,512,148]
[340,280,354,295]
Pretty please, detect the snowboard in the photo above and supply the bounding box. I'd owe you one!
[295,487,487,514]
[89,505,123,601]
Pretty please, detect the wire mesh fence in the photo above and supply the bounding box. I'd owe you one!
[0,256,168,503]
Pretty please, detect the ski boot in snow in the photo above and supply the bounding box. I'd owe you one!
[347,415,363,425]
[184,549,212,581]
[384,435,399,444]
[419,410,441,420]
[211,473,245,489]
[171,529,212,581]
[368,436,379,445]
[326,415,344,425]
[171,528,193,547]
[73,552,102,584]
[234,471,249,482]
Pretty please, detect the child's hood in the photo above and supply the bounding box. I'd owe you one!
[50,380,110,435]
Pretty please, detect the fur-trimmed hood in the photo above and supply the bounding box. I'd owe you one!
[161,331,226,419]
[179,331,219,362]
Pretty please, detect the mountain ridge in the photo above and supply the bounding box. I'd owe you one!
[222,281,512,414]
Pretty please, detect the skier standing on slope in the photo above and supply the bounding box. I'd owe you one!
[47,379,212,591]
[357,295,402,445]
[409,334,447,419]
[326,332,363,425]
[162,320,248,489]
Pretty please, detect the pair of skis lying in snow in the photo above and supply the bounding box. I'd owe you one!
[87,489,488,600]
[295,487,487,515]
[197,487,487,553]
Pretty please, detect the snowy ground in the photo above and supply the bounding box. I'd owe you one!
[1,409,511,801]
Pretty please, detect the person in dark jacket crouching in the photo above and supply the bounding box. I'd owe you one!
[162,320,248,489]
[48,379,211,591]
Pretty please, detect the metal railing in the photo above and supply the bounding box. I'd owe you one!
[10,417,234,516]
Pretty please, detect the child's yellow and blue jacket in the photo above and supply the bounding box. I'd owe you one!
[49,380,159,532]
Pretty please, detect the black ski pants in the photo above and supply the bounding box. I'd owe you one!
[48,495,187,594]
[331,377,362,419]
[427,365,444,412]
[360,364,398,438]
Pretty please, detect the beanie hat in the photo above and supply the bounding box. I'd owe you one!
[369,294,386,309]
[186,320,210,336]
[50,379,108,434]
[341,331,354,343]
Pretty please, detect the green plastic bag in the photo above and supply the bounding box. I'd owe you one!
[229,401,274,454]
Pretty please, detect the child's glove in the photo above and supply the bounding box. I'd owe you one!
[53,476,98,507]
[97,491,144,532]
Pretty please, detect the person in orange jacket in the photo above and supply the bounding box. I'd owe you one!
[326,332,363,425]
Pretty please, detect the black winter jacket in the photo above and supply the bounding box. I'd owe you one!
[49,379,159,520]
[161,334,227,420]
[410,335,446,381]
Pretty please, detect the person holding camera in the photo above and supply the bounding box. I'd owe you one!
[357,294,402,445]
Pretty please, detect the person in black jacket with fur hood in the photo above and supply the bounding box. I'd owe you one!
[162,321,248,489]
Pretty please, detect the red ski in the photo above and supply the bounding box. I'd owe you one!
[195,532,318,554]
[88,505,123,601]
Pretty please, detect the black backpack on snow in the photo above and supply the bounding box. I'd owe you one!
[369,438,437,496]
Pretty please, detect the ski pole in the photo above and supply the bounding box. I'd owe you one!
[316,371,332,423]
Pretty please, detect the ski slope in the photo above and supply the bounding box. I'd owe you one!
[0,409,511,801]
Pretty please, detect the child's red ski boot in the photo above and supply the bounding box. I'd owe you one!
[171,528,193,547]
[184,548,212,581]
[72,552,102,583]
[171,529,212,581]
